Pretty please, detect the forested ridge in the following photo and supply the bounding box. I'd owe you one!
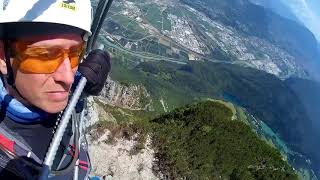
[151,101,297,179]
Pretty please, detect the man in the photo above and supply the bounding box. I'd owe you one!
[0,0,110,179]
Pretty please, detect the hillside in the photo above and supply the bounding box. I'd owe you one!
[285,78,320,175]
[87,99,299,179]
[249,0,299,22]
[111,54,312,148]
[152,101,298,179]
[286,78,320,128]
[108,52,318,178]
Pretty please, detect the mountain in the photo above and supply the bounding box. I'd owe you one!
[109,52,318,177]
[152,101,298,179]
[286,78,320,128]
[249,0,300,23]
[278,0,320,42]
[86,96,300,179]
[250,0,320,45]
[285,78,320,175]
[112,56,310,145]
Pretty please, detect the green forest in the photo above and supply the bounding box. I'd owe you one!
[152,101,298,179]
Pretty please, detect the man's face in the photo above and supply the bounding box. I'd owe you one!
[2,34,83,113]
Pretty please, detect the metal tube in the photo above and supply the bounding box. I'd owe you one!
[91,0,114,49]
[87,0,114,52]
[87,0,107,52]
[73,159,80,180]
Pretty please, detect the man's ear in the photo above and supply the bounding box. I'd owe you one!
[0,41,7,75]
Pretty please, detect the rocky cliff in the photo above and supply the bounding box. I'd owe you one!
[85,97,158,179]
[99,77,152,110]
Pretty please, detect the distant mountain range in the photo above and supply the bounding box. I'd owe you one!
[250,0,320,42]
[249,0,299,22]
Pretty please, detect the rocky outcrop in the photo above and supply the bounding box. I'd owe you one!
[88,130,157,180]
[85,99,158,180]
[99,77,152,110]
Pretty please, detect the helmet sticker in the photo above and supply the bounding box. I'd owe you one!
[60,0,76,11]
[3,0,9,10]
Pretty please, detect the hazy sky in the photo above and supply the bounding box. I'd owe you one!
[281,0,320,41]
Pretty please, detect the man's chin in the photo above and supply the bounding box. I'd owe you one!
[40,101,68,114]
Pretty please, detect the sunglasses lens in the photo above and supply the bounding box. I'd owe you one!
[13,42,85,73]
[70,56,81,68]
[19,58,62,73]
[69,45,84,68]
[24,47,62,60]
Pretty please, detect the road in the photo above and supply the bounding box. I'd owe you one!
[100,35,188,65]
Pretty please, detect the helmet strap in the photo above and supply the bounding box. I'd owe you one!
[3,40,15,86]
[3,41,27,100]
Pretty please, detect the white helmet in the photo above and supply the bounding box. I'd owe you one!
[0,0,92,37]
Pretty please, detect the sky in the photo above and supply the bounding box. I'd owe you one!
[279,0,320,41]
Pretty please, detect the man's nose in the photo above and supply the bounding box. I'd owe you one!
[52,56,75,86]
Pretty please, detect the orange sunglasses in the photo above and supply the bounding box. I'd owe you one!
[11,41,86,74]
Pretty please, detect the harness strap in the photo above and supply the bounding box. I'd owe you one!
[66,144,88,171]
[0,133,15,152]
[0,107,91,179]
[3,40,15,86]
[0,126,43,164]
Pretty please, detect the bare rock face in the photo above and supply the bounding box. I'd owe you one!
[88,129,158,180]
[84,97,108,128]
[85,98,158,179]
[99,77,152,110]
